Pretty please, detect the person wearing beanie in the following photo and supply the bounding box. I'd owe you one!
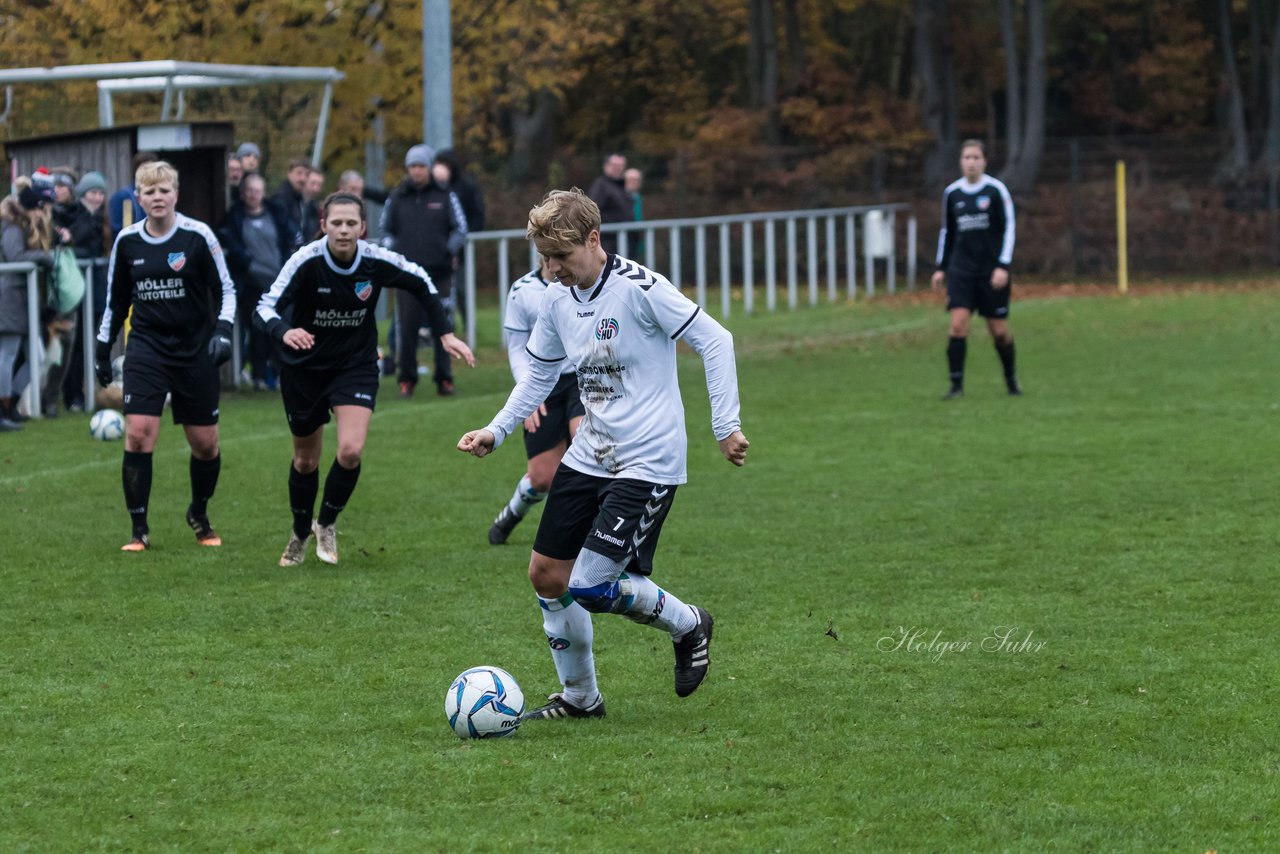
[236,142,261,173]
[76,171,108,198]
[381,143,467,398]
[60,171,111,412]
[405,144,435,169]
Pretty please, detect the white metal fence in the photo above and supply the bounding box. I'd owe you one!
[0,203,918,419]
[461,203,918,347]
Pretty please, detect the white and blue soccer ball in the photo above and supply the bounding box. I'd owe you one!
[445,666,525,739]
[89,409,125,441]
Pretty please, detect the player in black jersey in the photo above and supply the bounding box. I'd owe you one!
[255,192,475,567]
[930,140,1021,400]
[94,161,237,552]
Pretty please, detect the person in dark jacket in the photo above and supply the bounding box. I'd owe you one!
[380,144,468,397]
[61,171,111,411]
[587,153,631,254]
[220,173,300,389]
[270,157,320,242]
[433,149,485,326]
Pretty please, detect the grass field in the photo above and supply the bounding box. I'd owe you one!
[1,283,1277,851]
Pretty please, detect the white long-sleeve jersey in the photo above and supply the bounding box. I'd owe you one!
[484,255,741,485]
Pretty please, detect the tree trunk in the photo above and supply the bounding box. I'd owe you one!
[1261,0,1280,174]
[915,0,955,186]
[1016,0,1047,191]
[1248,0,1265,122]
[506,88,558,185]
[749,0,781,144]
[1000,0,1023,168]
[1217,0,1251,184]
[783,0,805,91]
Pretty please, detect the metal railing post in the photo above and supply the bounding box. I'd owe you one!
[464,238,477,349]
[864,212,875,298]
[645,228,656,270]
[887,210,897,295]
[807,215,818,306]
[694,225,707,307]
[618,230,629,259]
[81,260,96,409]
[907,214,918,290]
[846,214,856,301]
[497,238,510,332]
[22,268,43,418]
[719,222,731,318]
[825,216,837,303]
[785,216,798,310]
[765,218,777,312]
[742,221,754,315]
[669,227,681,290]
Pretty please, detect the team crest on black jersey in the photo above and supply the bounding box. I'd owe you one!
[354,280,373,301]
[596,318,619,340]
[977,196,991,211]
[167,252,186,272]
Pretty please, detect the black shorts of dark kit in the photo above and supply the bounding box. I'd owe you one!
[533,463,678,576]
[946,270,1012,319]
[522,372,586,458]
[122,346,221,425]
[280,362,379,437]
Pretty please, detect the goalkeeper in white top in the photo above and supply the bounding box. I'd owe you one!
[458,188,749,720]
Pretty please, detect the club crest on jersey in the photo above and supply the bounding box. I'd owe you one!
[977,196,991,211]
[354,280,373,301]
[167,252,186,272]
[595,317,619,340]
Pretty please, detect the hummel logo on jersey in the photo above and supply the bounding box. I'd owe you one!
[132,258,145,266]
[167,252,186,272]
[354,280,373,301]
[318,287,332,293]
[577,310,595,318]
[596,318,619,340]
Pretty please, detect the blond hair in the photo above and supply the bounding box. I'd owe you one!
[526,188,600,253]
[136,160,179,189]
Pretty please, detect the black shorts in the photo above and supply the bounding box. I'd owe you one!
[532,464,678,576]
[946,271,1011,319]
[122,346,220,425]
[522,372,585,458]
[280,362,379,436]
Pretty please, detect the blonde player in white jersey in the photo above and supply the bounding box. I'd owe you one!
[458,188,749,720]
[486,259,584,546]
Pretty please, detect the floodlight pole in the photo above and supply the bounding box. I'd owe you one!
[422,0,453,151]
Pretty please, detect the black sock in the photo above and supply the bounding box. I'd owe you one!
[189,454,221,518]
[316,459,361,527]
[289,464,320,540]
[122,450,153,536]
[947,336,967,389]
[995,338,1017,382]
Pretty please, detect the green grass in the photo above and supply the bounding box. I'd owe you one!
[1,284,1277,851]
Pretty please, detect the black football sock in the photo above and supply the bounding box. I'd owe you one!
[122,450,153,537]
[995,338,1017,382]
[289,464,320,540]
[947,336,967,389]
[317,459,361,527]
[188,453,221,518]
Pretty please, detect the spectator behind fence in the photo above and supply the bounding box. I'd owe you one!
[272,157,320,241]
[305,169,325,208]
[109,151,157,238]
[227,155,244,204]
[61,170,109,412]
[220,172,298,390]
[381,143,468,398]
[434,149,485,324]
[236,142,261,175]
[587,152,630,254]
[0,176,55,431]
[40,169,82,416]
[625,167,644,255]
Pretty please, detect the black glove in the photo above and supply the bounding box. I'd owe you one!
[94,342,113,387]
[208,321,233,366]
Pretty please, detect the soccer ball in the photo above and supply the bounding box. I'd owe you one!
[89,409,125,441]
[444,666,525,739]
